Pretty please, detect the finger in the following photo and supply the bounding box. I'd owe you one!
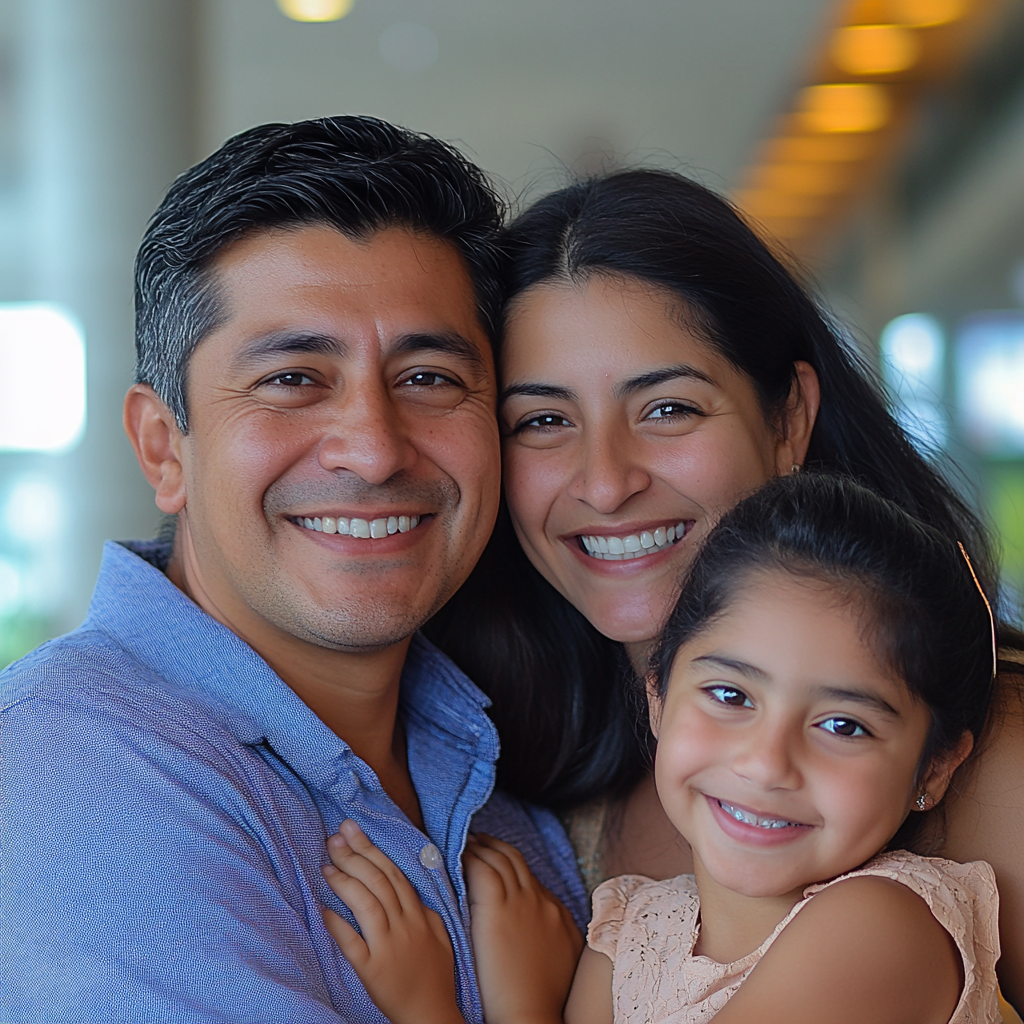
[463,847,508,905]
[326,833,406,919]
[336,821,427,916]
[321,906,370,971]
[471,833,537,890]
[321,865,392,944]
[464,838,526,895]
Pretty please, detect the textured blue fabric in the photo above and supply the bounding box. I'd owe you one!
[1,540,587,1024]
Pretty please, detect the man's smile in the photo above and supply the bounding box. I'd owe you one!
[291,513,427,538]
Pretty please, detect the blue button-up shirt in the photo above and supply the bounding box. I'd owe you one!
[2,540,587,1024]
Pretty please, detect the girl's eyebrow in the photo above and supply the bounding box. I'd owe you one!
[815,686,901,718]
[692,654,769,681]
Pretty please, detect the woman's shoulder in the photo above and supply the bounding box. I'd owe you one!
[587,872,698,960]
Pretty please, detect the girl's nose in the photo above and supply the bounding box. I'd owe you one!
[731,720,803,791]
[568,425,651,514]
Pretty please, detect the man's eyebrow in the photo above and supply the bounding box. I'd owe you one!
[613,363,717,399]
[233,331,347,366]
[816,686,901,718]
[500,382,579,403]
[391,331,486,368]
[692,654,770,682]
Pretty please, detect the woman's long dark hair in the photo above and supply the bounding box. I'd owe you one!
[424,168,1012,811]
[650,473,997,852]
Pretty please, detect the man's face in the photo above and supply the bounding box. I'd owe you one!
[175,224,500,653]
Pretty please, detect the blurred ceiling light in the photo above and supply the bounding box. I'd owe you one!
[889,0,968,28]
[0,304,86,453]
[754,162,849,196]
[765,134,874,163]
[736,189,825,219]
[277,0,354,23]
[881,313,945,395]
[2,476,62,546]
[832,24,920,75]
[798,83,890,133]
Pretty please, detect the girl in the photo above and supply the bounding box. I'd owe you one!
[321,473,1001,1024]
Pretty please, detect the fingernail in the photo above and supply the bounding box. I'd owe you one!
[322,864,339,877]
[327,833,348,849]
[340,819,361,839]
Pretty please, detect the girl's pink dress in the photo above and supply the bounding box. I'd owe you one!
[588,850,1001,1023]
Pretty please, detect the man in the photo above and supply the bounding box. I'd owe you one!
[2,116,585,1023]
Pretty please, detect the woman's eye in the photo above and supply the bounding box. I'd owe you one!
[645,402,700,421]
[517,413,573,431]
[818,717,869,738]
[705,684,753,708]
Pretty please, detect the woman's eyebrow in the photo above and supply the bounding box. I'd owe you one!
[500,382,578,403]
[613,363,717,398]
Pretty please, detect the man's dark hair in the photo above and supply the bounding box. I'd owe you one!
[134,115,505,431]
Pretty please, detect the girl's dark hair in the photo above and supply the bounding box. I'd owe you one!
[424,168,1012,812]
[651,472,997,852]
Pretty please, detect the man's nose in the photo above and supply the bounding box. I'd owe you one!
[315,377,418,485]
[567,423,651,514]
[731,718,803,791]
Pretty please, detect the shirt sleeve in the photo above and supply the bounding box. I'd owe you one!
[587,875,651,960]
[1,687,359,1024]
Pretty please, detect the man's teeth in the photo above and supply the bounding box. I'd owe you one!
[719,801,800,829]
[580,521,689,560]
[299,515,422,538]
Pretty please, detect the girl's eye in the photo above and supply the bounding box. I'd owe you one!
[705,684,754,708]
[818,717,869,738]
[645,401,701,421]
[516,413,573,431]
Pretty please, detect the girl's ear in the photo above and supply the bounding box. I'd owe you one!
[646,676,663,740]
[916,731,974,810]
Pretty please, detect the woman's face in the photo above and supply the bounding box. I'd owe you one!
[501,273,816,646]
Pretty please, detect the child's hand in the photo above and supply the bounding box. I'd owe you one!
[464,833,584,1024]
[321,819,464,1024]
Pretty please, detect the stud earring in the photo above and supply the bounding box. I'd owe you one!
[915,793,929,811]
[791,464,801,474]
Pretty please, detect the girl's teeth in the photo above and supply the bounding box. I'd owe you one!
[581,521,689,560]
[297,514,421,539]
[719,801,798,829]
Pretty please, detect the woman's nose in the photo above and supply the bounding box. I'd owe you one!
[731,720,803,791]
[568,426,651,514]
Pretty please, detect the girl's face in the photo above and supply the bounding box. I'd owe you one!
[500,274,817,645]
[650,571,944,902]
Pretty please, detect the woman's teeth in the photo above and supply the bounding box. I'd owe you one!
[580,521,688,560]
[719,801,801,829]
[298,514,422,539]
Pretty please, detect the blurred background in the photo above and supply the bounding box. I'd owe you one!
[0,0,1022,666]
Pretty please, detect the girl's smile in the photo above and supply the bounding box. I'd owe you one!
[650,569,941,904]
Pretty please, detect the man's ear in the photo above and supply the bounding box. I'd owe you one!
[123,384,187,514]
[774,360,821,475]
[916,730,975,810]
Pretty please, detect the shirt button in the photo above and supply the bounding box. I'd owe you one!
[419,843,443,870]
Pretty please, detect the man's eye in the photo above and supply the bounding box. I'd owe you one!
[266,372,315,387]
[645,402,700,420]
[818,717,869,738]
[705,684,753,708]
[402,371,454,387]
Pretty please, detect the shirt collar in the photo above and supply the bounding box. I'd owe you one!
[83,540,498,790]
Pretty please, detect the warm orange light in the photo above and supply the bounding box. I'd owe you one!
[764,134,875,163]
[798,84,890,133]
[889,0,968,27]
[735,189,825,219]
[277,0,354,22]
[832,24,920,74]
[754,163,849,196]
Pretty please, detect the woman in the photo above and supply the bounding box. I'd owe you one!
[424,169,1024,1005]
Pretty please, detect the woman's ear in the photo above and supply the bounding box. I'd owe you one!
[123,384,187,515]
[916,731,975,810]
[775,360,821,475]
[646,677,663,740]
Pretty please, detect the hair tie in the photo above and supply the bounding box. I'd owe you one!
[957,541,998,680]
